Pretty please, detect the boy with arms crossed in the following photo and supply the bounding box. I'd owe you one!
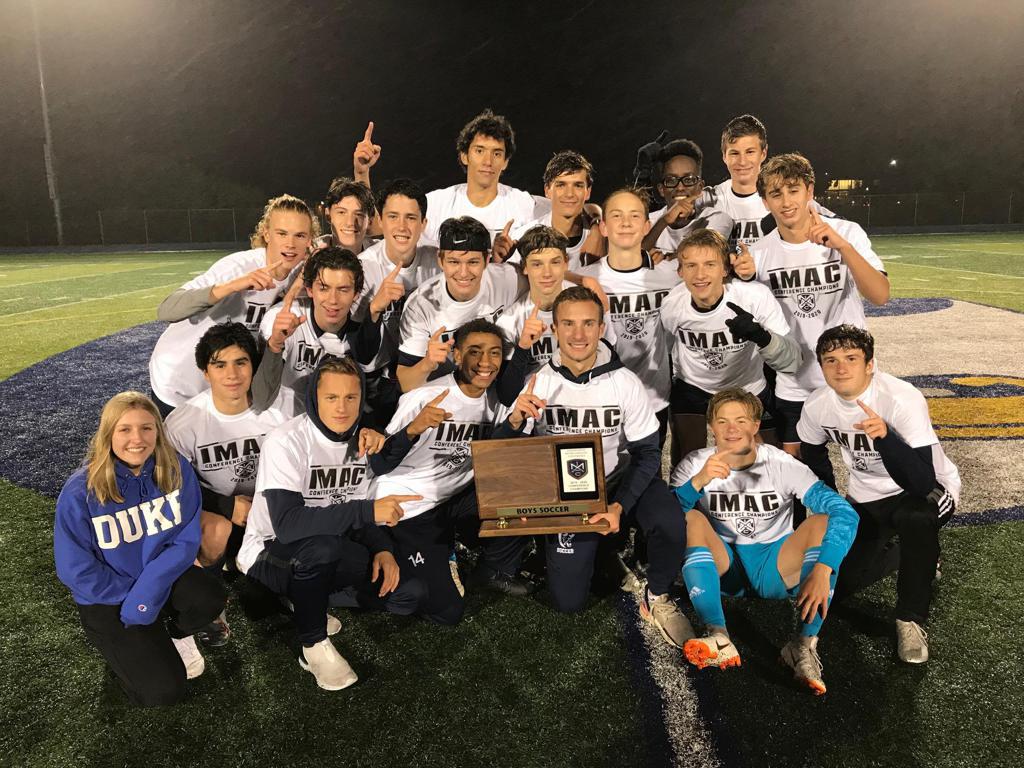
[149,194,316,413]
[661,229,800,465]
[798,325,960,663]
[504,288,691,646]
[238,356,424,691]
[671,389,858,694]
[733,153,889,456]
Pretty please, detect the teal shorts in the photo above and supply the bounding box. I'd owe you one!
[719,535,797,600]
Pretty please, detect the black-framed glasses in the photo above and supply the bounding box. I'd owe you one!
[662,174,701,188]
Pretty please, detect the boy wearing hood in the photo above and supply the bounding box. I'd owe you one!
[502,287,692,648]
[238,356,425,691]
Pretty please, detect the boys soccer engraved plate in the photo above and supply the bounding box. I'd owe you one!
[472,433,608,537]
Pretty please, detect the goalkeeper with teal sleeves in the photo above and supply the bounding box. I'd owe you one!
[669,388,857,696]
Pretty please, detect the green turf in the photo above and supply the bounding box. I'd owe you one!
[2,235,1023,382]
[2,236,1023,767]
[0,251,227,380]
[0,478,649,768]
[696,520,1024,768]
[875,233,1024,313]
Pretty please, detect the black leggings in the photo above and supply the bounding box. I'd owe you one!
[76,566,226,707]
[250,534,425,646]
[834,492,950,623]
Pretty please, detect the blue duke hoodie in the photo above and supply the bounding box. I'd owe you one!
[54,454,202,626]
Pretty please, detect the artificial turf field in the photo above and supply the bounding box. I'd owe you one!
[1,234,1022,767]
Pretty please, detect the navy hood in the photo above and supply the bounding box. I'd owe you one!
[546,338,623,384]
[304,355,367,443]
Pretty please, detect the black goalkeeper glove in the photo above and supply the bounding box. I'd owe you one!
[725,301,771,348]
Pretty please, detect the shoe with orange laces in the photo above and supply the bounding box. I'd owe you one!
[780,635,827,695]
[683,632,742,670]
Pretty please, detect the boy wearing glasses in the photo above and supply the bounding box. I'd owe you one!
[644,139,732,257]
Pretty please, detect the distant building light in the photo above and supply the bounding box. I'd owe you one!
[889,159,898,167]
[827,179,863,192]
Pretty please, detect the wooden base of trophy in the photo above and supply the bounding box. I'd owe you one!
[472,432,608,538]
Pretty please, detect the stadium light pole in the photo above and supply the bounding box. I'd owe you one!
[30,0,65,245]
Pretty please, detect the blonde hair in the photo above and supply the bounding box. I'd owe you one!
[85,392,182,505]
[706,388,763,425]
[250,194,320,248]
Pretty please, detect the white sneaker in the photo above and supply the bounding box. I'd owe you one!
[683,632,741,671]
[896,619,929,664]
[326,613,341,637]
[780,635,826,696]
[172,635,205,680]
[299,638,358,691]
[640,588,695,649]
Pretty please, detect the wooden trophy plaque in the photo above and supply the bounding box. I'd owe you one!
[472,432,608,537]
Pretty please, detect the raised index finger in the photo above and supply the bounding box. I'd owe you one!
[429,325,447,342]
[363,121,374,142]
[725,301,748,316]
[386,262,402,281]
[501,219,514,238]
[526,374,537,395]
[807,201,823,224]
[528,304,541,320]
[391,494,424,502]
[428,387,452,405]
[855,399,879,418]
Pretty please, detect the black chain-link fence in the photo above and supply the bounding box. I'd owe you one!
[2,193,1021,247]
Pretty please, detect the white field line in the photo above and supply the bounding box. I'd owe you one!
[893,244,1024,256]
[8,307,155,328]
[2,297,23,302]
[886,261,1024,279]
[896,287,1024,295]
[1,262,189,288]
[0,282,182,319]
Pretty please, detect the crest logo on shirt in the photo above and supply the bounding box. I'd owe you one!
[624,317,646,336]
[244,302,269,330]
[797,292,817,314]
[442,443,472,470]
[853,456,869,472]
[567,459,588,479]
[703,350,725,368]
[232,455,259,482]
[736,517,756,538]
[329,488,354,504]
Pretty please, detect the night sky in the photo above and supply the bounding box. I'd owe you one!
[1,0,1021,226]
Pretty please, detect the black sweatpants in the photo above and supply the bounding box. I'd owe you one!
[76,566,226,707]
[834,491,951,624]
[514,477,686,614]
[250,534,425,646]
[389,485,522,625]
